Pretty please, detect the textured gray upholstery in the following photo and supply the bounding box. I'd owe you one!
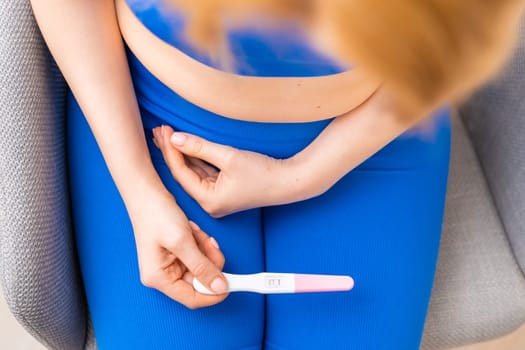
[1,1,524,350]
[459,19,525,274]
[421,116,525,350]
[0,1,87,349]
[84,316,97,350]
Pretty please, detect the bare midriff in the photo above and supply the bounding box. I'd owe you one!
[115,0,381,122]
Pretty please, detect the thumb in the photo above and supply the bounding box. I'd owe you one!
[170,132,235,169]
[176,238,228,294]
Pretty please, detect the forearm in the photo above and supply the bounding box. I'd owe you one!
[30,0,168,212]
[288,89,422,199]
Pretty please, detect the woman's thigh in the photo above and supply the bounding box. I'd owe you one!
[66,92,265,350]
[263,109,451,350]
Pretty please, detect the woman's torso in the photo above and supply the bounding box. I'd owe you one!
[115,0,450,167]
[117,0,380,123]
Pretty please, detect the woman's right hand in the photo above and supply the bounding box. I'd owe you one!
[127,189,229,309]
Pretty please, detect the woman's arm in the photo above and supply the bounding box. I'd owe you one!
[285,88,422,200]
[153,87,420,217]
[30,0,161,205]
[30,0,229,307]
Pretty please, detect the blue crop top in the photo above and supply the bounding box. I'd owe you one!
[125,0,349,77]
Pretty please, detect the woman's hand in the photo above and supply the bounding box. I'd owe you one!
[126,189,229,309]
[152,126,314,218]
[151,88,418,221]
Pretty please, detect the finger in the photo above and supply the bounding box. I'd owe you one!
[187,160,209,180]
[157,126,209,200]
[202,238,225,270]
[169,131,236,169]
[170,234,228,295]
[152,135,160,149]
[157,273,228,309]
[187,157,219,178]
[189,220,210,246]
[189,221,225,269]
[182,270,194,285]
[139,244,226,308]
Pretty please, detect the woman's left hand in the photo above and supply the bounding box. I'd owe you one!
[152,125,313,218]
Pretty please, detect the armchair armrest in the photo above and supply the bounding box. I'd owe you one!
[0,1,87,349]
[458,17,525,274]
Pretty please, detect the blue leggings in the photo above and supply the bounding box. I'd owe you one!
[67,48,451,349]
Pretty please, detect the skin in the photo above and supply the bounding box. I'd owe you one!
[30,0,424,309]
[152,87,419,218]
[30,0,229,309]
[115,0,382,122]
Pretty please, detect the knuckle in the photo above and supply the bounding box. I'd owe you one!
[191,260,210,278]
[202,202,222,218]
[185,300,200,310]
[140,272,158,288]
[208,209,224,219]
[201,200,227,218]
[192,139,204,156]
[200,199,215,214]
[223,148,236,166]
[163,234,187,251]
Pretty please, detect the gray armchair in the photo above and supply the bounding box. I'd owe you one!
[1,2,524,349]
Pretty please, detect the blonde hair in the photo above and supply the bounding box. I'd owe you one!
[165,0,525,119]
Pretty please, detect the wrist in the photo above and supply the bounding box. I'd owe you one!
[125,184,176,220]
[272,155,322,204]
[117,164,174,216]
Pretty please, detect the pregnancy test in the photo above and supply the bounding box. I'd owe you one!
[193,272,354,295]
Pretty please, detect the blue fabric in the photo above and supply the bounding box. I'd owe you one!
[66,2,451,349]
[125,0,348,76]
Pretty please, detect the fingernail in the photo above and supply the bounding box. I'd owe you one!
[209,237,220,249]
[211,277,228,293]
[170,132,186,146]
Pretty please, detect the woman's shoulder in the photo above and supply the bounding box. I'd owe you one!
[124,0,349,77]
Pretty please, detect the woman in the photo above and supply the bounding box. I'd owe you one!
[30,0,524,349]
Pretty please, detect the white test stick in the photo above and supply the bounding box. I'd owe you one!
[193,272,354,295]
